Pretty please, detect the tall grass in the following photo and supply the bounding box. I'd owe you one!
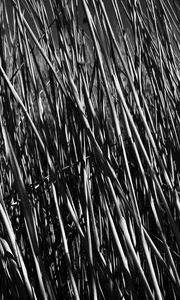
[0,0,180,299]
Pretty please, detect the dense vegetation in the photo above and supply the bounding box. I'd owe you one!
[1,0,180,299]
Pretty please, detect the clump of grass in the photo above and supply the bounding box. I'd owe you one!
[1,0,180,299]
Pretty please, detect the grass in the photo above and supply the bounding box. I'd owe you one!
[0,0,180,299]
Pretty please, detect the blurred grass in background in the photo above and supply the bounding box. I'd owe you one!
[0,0,180,299]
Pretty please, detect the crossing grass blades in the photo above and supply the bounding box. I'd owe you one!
[0,0,180,299]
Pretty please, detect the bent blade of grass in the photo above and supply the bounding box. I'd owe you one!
[0,237,29,299]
